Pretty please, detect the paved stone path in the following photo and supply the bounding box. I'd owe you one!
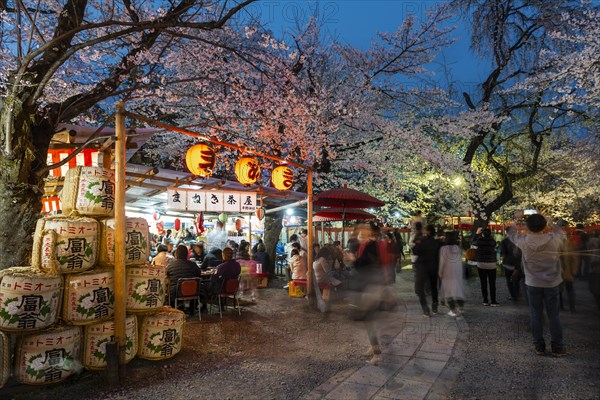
[302,274,466,400]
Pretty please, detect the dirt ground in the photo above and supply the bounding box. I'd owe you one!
[3,268,600,400]
[3,275,381,400]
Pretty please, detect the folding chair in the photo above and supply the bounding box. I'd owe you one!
[174,277,202,321]
[211,277,241,318]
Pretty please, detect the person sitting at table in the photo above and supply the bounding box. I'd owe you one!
[313,246,342,288]
[252,238,264,256]
[151,244,172,268]
[253,243,271,278]
[188,242,205,263]
[200,247,222,271]
[289,249,307,280]
[227,239,240,259]
[206,248,241,310]
[166,244,201,313]
[165,239,176,256]
[239,240,251,260]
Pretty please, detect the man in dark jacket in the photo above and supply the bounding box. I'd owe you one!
[413,225,441,316]
[209,247,242,295]
[474,227,499,306]
[166,244,201,310]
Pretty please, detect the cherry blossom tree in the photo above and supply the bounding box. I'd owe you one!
[422,0,598,228]
[325,0,599,228]
[323,1,599,231]
[0,0,262,268]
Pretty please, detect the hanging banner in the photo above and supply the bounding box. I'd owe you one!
[165,189,257,213]
[167,188,187,210]
[223,193,240,212]
[240,193,257,212]
[205,191,224,212]
[187,191,205,212]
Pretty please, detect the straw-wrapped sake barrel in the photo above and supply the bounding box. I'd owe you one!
[126,264,166,312]
[61,166,115,217]
[14,325,82,385]
[0,267,62,331]
[31,216,99,274]
[63,270,114,325]
[137,307,185,360]
[82,315,137,370]
[99,217,150,267]
[0,331,9,389]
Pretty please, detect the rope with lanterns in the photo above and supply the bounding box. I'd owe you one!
[185,143,295,191]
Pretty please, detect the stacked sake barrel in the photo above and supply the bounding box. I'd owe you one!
[0,166,185,389]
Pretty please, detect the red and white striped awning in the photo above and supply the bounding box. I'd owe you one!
[46,148,99,177]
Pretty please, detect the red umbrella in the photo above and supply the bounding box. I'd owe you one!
[313,186,385,208]
[313,208,376,222]
[312,186,384,245]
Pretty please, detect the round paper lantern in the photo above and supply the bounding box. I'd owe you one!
[256,207,265,220]
[174,218,181,231]
[235,219,242,231]
[153,212,161,221]
[218,213,228,224]
[235,157,260,186]
[186,144,216,177]
[271,165,294,191]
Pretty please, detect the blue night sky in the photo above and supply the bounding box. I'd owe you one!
[255,0,490,87]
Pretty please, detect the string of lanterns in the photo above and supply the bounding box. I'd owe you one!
[185,143,294,191]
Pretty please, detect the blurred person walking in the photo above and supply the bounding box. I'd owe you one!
[584,233,600,311]
[500,229,523,301]
[439,231,466,317]
[560,224,580,313]
[353,223,387,365]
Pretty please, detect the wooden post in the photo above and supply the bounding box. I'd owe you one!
[248,212,253,251]
[102,149,112,169]
[114,102,127,378]
[306,170,314,306]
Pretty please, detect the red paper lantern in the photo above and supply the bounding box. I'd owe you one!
[235,157,260,186]
[271,165,294,191]
[153,212,161,221]
[235,219,242,231]
[174,218,181,231]
[256,207,265,220]
[156,221,165,236]
[186,143,216,177]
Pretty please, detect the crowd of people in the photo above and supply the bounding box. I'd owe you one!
[149,221,272,314]
[147,212,600,360]
[299,212,600,362]
[405,213,600,358]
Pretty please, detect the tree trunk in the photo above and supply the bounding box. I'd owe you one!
[0,178,43,267]
[0,105,53,269]
[263,212,283,278]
